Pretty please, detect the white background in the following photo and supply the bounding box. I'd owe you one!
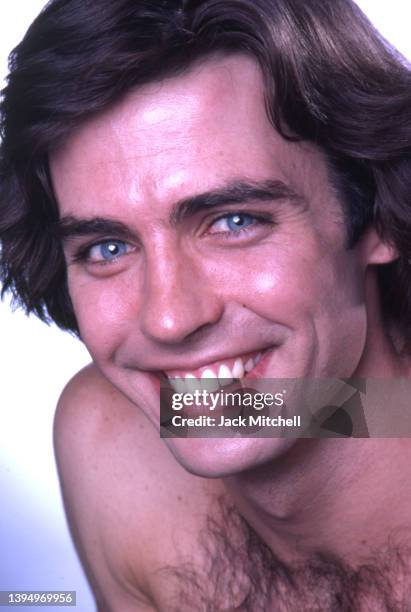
[0,2,410,611]
[0,4,92,610]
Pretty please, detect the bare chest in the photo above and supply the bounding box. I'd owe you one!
[143,497,411,612]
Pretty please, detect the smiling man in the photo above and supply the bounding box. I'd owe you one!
[1,0,411,610]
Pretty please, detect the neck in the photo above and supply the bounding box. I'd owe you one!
[223,437,411,566]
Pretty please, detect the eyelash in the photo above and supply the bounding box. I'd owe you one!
[206,211,274,238]
[72,240,132,265]
[71,212,275,265]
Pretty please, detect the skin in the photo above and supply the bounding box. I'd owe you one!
[51,55,411,609]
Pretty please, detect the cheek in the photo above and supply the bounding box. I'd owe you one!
[215,244,322,321]
[68,274,138,361]
[226,241,367,334]
[244,252,367,376]
[238,266,320,333]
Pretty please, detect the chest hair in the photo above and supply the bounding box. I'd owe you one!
[157,495,411,611]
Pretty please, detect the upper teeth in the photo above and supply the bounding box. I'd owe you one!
[167,352,262,393]
[217,364,233,386]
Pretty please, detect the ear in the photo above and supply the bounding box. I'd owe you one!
[357,227,399,266]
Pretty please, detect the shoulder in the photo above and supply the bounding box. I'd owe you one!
[54,365,156,609]
[54,364,223,610]
[54,364,217,507]
[54,363,146,460]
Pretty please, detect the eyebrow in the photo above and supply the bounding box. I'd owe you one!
[170,178,304,224]
[56,178,304,242]
[56,216,138,243]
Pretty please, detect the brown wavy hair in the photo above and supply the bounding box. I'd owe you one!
[1,0,411,340]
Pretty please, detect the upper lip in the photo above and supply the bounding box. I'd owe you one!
[123,345,278,376]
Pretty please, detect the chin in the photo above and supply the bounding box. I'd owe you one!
[163,436,297,478]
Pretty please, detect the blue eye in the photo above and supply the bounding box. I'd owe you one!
[88,240,129,262]
[212,213,255,233]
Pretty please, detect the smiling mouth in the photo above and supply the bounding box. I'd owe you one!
[163,347,273,393]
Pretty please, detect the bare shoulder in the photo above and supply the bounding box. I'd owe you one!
[54,364,223,611]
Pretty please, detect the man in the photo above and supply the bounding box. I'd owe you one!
[1,0,411,609]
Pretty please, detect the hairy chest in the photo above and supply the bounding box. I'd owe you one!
[146,497,411,612]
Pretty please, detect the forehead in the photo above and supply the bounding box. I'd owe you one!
[50,54,337,223]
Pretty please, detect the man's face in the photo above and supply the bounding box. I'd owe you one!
[51,55,380,476]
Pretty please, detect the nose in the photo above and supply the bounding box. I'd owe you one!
[139,249,224,345]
